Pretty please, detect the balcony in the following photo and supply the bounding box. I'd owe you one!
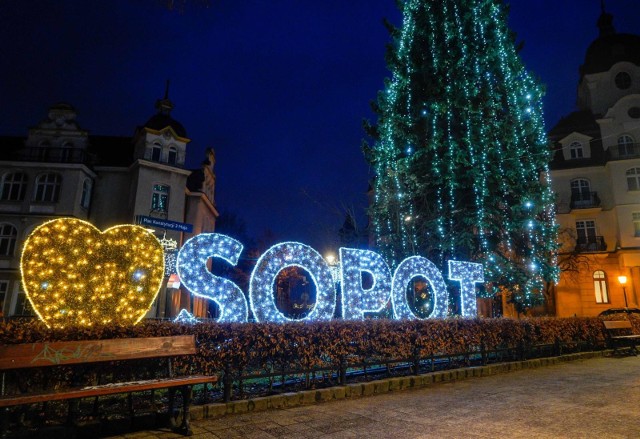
[570,191,601,210]
[576,236,606,252]
[607,143,640,161]
[12,147,94,164]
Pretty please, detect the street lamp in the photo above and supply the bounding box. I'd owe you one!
[618,275,628,308]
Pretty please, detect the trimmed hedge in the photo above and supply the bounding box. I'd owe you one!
[2,316,630,378]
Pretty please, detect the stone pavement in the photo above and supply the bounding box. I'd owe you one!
[114,355,640,439]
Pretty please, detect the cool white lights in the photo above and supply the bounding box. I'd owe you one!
[391,256,448,319]
[339,248,392,320]
[448,260,484,317]
[177,233,248,323]
[249,242,336,323]
[175,235,485,323]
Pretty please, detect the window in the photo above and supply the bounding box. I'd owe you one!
[0,223,17,256]
[593,271,609,304]
[634,213,640,237]
[151,184,170,213]
[35,173,61,202]
[0,280,7,316]
[615,72,632,90]
[627,168,640,191]
[168,146,177,166]
[152,143,162,161]
[80,179,92,209]
[61,141,74,162]
[1,172,27,201]
[569,141,584,159]
[618,135,634,156]
[570,179,591,205]
[14,291,34,316]
[576,220,596,244]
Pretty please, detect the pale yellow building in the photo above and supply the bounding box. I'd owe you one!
[0,95,219,320]
[549,9,640,316]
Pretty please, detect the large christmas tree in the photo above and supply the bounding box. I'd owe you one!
[364,0,558,310]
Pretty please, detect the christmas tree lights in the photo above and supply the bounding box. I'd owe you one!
[20,218,164,328]
[364,0,558,310]
[177,233,248,323]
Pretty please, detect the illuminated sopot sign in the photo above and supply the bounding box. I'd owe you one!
[177,233,485,323]
[177,233,248,323]
[20,218,165,328]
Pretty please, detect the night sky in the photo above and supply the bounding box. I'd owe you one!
[1,1,638,254]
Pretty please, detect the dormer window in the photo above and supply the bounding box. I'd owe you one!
[569,141,584,159]
[168,146,177,166]
[151,143,162,161]
[615,72,632,90]
[618,135,634,157]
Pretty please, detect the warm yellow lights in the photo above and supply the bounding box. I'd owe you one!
[21,218,165,328]
[618,275,628,285]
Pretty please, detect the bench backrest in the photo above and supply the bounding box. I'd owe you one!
[0,335,196,370]
[603,320,632,331]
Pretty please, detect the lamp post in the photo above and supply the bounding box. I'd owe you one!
[618,275,628,308]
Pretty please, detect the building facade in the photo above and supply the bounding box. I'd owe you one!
[0,97,218,319]
[549,9,640,316]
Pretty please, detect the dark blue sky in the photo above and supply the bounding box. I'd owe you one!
[1,1,638,254]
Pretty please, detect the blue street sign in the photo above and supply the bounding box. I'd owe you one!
[137,215,193,233]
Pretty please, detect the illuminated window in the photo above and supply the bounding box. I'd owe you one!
[80,179,92,209]
[633,212,640,237]
[569,141,583,159]
[151,143,162,161]
[151,184,170,212]
[618,135,634,156]
[0,223,17,256]
[627,168,640,191]
[168,146,177,165]
[593,270,609,304]
[1,172,27,201]
[35,173,61,202]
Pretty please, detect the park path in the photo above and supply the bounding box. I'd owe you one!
[115,355,640,438]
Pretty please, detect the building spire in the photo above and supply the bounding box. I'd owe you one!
[597,0,615,37]
[155,79,174,115]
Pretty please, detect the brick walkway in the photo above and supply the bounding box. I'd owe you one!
[114,355,640,438]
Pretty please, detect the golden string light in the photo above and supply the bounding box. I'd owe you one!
[21,218,165,328]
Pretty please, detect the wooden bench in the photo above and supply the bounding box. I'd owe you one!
[602,320,640,356]
[0,335,217,437]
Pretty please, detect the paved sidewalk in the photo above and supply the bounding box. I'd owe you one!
[116,355,640,439]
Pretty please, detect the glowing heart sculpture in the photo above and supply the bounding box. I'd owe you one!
[21,218,165,328]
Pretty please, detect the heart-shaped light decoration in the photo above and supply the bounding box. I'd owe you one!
[21,218,165,328]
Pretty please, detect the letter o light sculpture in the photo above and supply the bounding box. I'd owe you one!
[249,242,336,322]
[391,256,449,319]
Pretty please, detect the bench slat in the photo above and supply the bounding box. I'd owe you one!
[0,335,196,370]
[0,375,217,408]
[603,320,633,330]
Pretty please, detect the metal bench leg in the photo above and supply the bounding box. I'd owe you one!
[67,398,79,438]
[179,385,193,436]
[167,387,178,430]
[0,407,8,439]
